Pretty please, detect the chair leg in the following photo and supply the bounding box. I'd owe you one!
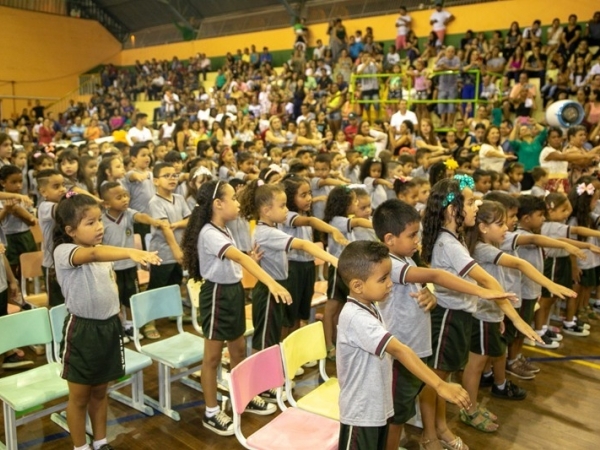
[3,402,17,450]
[108,372,154,416]
[143,363,181,421]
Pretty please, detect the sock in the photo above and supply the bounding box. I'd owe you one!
[74,445,91,450]
[495,380,506,390]
[563,320,576,328]
[93,439,107,450]
[507,358,517,366]
[482,371,493,378]
[541,324,548,333]
[535,329,545,336]
[205,405,220,418]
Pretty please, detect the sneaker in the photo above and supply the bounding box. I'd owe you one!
[260,388,287,403]
[544,328,563,342]
[562,323,590,337]
[303,360,318,368]
[518,355,540,374]
[124,327,144,341]
[523,337,536,347]
[203,410,234,436]
[479,373,494,388]
[2,353,34,369]
[574,317,591,331]
[592,300,600,313]
[122,333,130,344]
[535,333,560,349]
[98,445,115,450]
[506,359,535,380]
[245,396,276,415]
[295,367,305,377]
[491,380,527,400]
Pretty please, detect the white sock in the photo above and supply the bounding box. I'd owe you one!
[535,329,545,336]
[563,320,576,328]
[482,371,493,378]
[495,380,506,390]
[93,439,107,450]
[205,405,220,418]
[74,445,91,450]
[541,325,548,333]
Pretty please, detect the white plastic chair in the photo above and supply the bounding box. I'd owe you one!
[130,285,205,421]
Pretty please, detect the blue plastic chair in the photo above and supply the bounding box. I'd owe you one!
[0,308,69,450]
[48,305,154,416]
[130,285,205,421]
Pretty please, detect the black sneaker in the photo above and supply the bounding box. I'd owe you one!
[245,396,277,415]
[544,328,563,342]
[491,380,527,400]
[535,333,559,349]
[259,388,287,404]
[122,329,131,344]
[203,410,234,436]
[124,327,144,341]
[479,373,494,388]
[2,353,34,370]
[98,445,115,450]
[563,323,590,337]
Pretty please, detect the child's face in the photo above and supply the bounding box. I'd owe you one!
[263,191,288,224]
[239,159,255,174]
[538,174,549,187]
[482,217,508,245]
[271,153,282,164]
[314,162,330,179]
[336,131,346,142]
[388,221,420,257]
[154,146,168,162]
[132,149,151,170]
[103,185,130,212]
[38,159,55,172]
[331,154,344,170]
[347,153,359,166]
[400,162,414,177]
[459,188,478,227]
[547,200,571,222]
[67,205,104,247]
[109,158,126,180]
[205,147,215,158]
[84,160,98,179]
[172,160,184,174]
[369,163,382,179]
[509,168,524,184]
[470,155,480,170]
[300,153,314,167]
[0,139,12,159]
[358,258,393,304]
[294,182,312,212]
[416,183,430,204]
[12,153,27,169]
[398,186,419,207]
[346,192,358,215]
[60,159,78,177]
[475,175,491,194]
[355,195,372,219]
[39,174,66,202]
[154,166,178,193]
[506,207,518,231]
[524,210,545,233]
[1,173,23,193]
[499,175,511,191]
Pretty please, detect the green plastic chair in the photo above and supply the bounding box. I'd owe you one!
[130,285,205,421]
[0,308,69,450]
[48,305,154,416]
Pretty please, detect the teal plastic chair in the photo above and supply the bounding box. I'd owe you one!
[0,308,70,450]
[48,305,154,416]
[130,285,205,421]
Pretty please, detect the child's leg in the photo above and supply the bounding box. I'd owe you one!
[226,335,246,369]
[462,353,497,430]
[202,339,225,409]
[66,382,93,447]
[323,300,342,353]
[419,369,448,448]
[534,296,556,330]
[385,424,404,450]
[88,383,110,442]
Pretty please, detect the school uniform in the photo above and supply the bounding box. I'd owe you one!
[498,231,523,346]
[280,212,314,324]
[147,193,191,289]
[102,208,140,308]
[471,243,506,357]
[310,178,333,220]
[227,216,252,253]
[198,223,245,341]
[327,216,356,302]
[123,170,154,244]
[0,201,37,267]
[430,229,478,372]
[54,243,124,385]
[252,222,294,350]
[529,185,546,197]
[186,195,197,212]
[568,217,597,287]
[353,226,377,242]
[379,255,431,424]
[363,177,388,210]
[37,200,64,306]
[337,298,394,450]
[540,221,573,296]
[343,165,360,185]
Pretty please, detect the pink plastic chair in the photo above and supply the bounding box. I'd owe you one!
[229,345,339,450]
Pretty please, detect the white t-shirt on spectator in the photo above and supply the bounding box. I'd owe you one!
[396,14,412,36]
[539,146,569,175]
[160,122,176,139]
[197,108,211,123]
[390,110,418,132]
[479,144,505,173]
[386,53,401,66]
[127,126,153,146]
[430,10,451,32]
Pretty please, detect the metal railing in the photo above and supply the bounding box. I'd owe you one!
[45,75,100,117]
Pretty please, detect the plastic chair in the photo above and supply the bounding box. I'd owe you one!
[19,251,48,308]
[0,308,70,450]
[280,322,339,420]
[48,305,154,416]
[30,223,43,248]
[130,285,205,421]
[133,234,150,287]
[230,345,339,450]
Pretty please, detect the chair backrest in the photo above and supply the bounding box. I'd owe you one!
[186,278,202,309]
[30,223,43,246]
[230,345,284,415]
[130,285,183,329]
[0,308,52,354]
[281,322,327,380]
[20,251,44,279]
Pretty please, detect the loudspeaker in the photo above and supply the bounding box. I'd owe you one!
[545,100,585,128]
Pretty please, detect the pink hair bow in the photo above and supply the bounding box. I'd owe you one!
[576,183,595,196]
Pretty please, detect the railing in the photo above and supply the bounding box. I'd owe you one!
[46,75,100,117]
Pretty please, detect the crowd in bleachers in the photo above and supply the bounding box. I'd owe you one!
[2,4,600,450]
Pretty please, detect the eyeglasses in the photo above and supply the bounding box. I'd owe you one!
[159,173,179,179]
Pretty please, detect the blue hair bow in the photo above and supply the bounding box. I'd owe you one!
[442,174,475,207]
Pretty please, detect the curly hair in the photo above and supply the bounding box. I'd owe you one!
[181,180,229,281]
[323,186,356,224]
[359,157,388,182]
[282,174,311,213]
[429,161,452,187]
[568,176,597,240]
[237,179,284,221]
[421,178,466,264]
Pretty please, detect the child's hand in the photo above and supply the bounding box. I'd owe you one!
[174,248,184,266]
[332,230,349,247]
[436,382,471,411]
[499,320,505,335]
[566,245,586,260]
[130,250,162,267]
[411,287,437,312]
[249,243,264,263]
[154,219,169,229]
[130,172,147,182]
[8,281,18,302]
[515,319,543,344]
[549,283,577,299]
[572,268,582,284]
[267,282,292,305]
[481,289,518,302]
[17,195,33,207]
[589,244,600,254]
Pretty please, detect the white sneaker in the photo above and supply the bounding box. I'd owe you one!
[295,367,305,377]
[563,324,590,337]
[303,360,318,368]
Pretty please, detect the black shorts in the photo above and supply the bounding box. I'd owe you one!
[542,256,572,297]
[285,260,315,325]
[0,288,7,317]
[44,266,65,307]
[327,264,349,303]
[133,223,150,249]
[470,319,506,357]
[252,279,291,351]
[338,422,389,450]
[578,267,597,287]
[6,230,37,266]
[147,263,183,290]
[200,280,246,341]
[60,314,125,385]
[391,358,427,424]
[115,267,139,309]
[430,307,472,372]
[504,298,537,344]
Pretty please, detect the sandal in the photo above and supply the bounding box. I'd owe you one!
[459,409,498,433]
[478,406,498,422]
[143,326,161,340]
[326,346,336,362]
[439,435,469,450]
[420,438,442,450]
